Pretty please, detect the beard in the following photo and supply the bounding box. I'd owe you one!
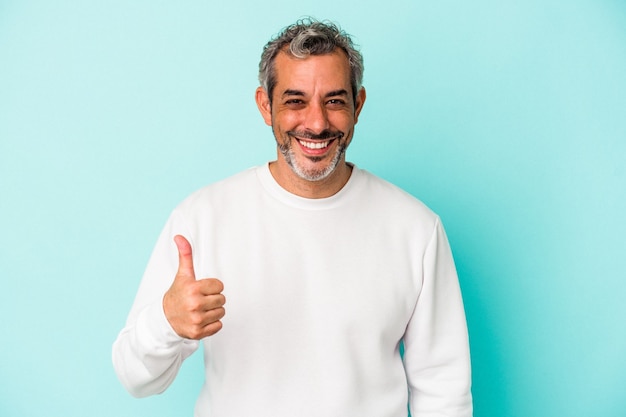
[275,129,347,182]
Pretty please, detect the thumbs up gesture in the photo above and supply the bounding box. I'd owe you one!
[163,235,226,340]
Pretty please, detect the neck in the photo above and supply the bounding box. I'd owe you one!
[269,160,353,199]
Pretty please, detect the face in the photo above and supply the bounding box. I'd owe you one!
[256,49,366,192]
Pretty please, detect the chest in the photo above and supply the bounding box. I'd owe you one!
[196,204,422,345]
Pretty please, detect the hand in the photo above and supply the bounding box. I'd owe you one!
[163,235,226,339]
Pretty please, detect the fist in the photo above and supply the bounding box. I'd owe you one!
[163,235,226,339]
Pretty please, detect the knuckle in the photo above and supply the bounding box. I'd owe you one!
[189,313,204,326]
[188,329,203,340]
[208,294,225,308]
[186,299,202,312]
[210,278,224,292]
[208,307,225,322]
[206,321,223,336]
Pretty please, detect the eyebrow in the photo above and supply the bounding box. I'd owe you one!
[326,89,349,98]
[281,89,349,98]
[282,89,305,97]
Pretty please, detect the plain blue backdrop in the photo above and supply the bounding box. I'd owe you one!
[1,1,625,416]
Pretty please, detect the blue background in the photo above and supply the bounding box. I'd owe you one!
[1,1,625,416]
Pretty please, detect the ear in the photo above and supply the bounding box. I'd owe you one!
[255,86,272,126]
[353,87,366,124]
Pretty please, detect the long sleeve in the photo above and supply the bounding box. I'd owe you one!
[112,211,199,398]
[403,218,473,416]
[112,166,473,415]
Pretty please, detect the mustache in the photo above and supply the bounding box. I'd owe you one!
[287,130,344,140]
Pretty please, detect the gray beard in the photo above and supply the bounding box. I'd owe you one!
[277,139,347,182]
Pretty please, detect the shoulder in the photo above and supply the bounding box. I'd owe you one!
[355,167,438,222]
[174,166,260,213]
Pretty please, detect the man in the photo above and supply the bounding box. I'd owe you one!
[113,18,472,416]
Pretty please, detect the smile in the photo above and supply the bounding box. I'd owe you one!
[297,139,332,150]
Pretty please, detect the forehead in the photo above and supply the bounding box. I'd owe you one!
[273,48,351,91]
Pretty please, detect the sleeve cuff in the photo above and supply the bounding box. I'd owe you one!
[136,300,186,350]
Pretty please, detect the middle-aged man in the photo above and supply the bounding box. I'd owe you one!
[113,18,473,417]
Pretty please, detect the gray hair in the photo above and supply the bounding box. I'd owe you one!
[259,18,364,104]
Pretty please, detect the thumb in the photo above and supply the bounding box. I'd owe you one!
[174,235,196,280]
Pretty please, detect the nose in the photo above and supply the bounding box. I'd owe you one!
[303,101,330,134]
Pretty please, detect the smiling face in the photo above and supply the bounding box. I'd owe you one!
[256,48,366,198]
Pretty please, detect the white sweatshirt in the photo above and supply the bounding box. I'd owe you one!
[112,164,472,416]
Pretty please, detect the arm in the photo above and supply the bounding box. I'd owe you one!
[403,218,473,416]
[112,213,224,397]
[112,296,199,398]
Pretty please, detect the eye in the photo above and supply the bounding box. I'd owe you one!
[327,98,347,107]
[284,98,305,108]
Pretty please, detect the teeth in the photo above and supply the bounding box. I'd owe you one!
[298,139,330,149]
